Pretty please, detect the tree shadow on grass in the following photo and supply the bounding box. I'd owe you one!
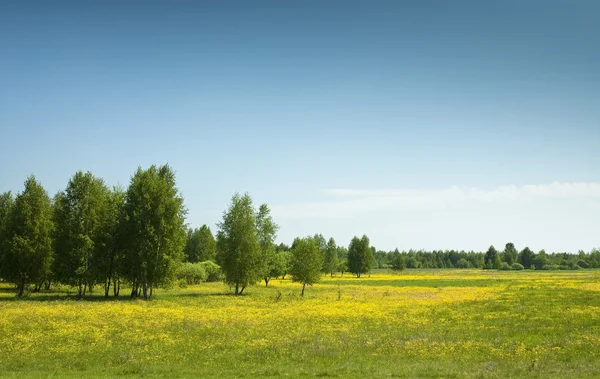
[0,292,149,302]
[0,289,236,302]
[175,292,238,298]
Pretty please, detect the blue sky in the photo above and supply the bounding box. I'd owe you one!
[1,1,599,253]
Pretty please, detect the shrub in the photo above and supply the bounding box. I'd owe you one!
[456,258,472,269]
[541,264,559,270]
[568,262,582,270]
[176,263,207,284]
[199,261,223,282]
[500,262,511,271]
[511,263,524,270]
[577,260,589,269]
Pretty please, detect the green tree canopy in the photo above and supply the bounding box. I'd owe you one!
[347,235,373,278]
[518,246,535,269]
[391,249,406,271]
[484,245,501,269]
[290,237,323,297]
[185,225,217,263]
[322,237,338,277]
[0,176,54,296]
[121,165,187,300]
[256,204,279,286]
[216,193,262,295]
[52,171,111,297]
[502,242,518,265]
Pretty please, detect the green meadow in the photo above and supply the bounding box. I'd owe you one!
[1,269,599,378]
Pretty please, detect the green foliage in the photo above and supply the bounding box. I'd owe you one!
[216,193,262,295]
[500,262,511,270]
[511,263,524,270]
[322,237,338,276]
[52,171,112,296]
[121,165,187,299]
[199,261,223,282]
[278,250,293,280]
[577,259,589,269]
[290,237,323,296]
[533,250,549,270]
[391,249,406,271]
[518,247,535,268]
[347,235,374,278]
[0,176,54,296]
[0,191,15,279]
[484,245,501,269]
[96,187,126,297]
[456,258,472,269]
[184,225,216,263]
[256,204,279,286]
[502,242,518,265]
[337,258,348,275]
[541,264,560,270]
[177,262,208,285]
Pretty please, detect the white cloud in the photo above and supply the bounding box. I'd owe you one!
[271,182,600,220]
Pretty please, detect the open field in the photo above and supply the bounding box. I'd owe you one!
[1,269,600,378]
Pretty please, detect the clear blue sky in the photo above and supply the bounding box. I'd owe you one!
[1,1,599,253]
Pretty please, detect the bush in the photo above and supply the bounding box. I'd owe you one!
[568,262,582,270]
[541,264,559,270]
[177,263,207,284]
[500,262,511,271]
[577,260,589,269]
[456,258,472,269]
[199,261,223,282]
[511,263,524,270]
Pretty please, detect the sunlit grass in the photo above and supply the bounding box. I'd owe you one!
[1,269,600,378]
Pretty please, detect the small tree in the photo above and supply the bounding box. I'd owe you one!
[290,237,323,297]
[337,259,348,276]
[0,176,54,297]
[52,171,111,297]
[96,187,125,297]
[121,165,187,300]
[391,250,406,271]
[518,247,535,269]
[323,237,339,277]
[184,225,217,263]
[502,242,518,265]
[456,258,472,269]
[347,235,373,278]
[279,250,293,280]
[484,245,501,269]
[0,191,15,256]
[216,193,262,295]
[256,204,279,286]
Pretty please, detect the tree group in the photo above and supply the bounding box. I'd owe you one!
[1,165,597,299]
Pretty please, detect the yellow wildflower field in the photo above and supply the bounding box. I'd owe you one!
[1,269,599,378]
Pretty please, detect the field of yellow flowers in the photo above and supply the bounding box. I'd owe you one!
[1,269,600,378]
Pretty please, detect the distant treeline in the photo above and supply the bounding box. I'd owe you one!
[0,166,597,299]
[276,240,600,273]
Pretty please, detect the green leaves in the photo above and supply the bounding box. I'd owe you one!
[121,164,187,299]
[216,193,262,294]
[347,235,373,278]
[323,237,338,276]
[290,237,323,295]
[185,225,217,263]
[52,171,111,294]
[0,176,53,296]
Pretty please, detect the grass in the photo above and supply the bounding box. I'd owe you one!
[1,269,600,378]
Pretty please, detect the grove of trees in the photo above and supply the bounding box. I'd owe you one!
[1,165,599,298]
